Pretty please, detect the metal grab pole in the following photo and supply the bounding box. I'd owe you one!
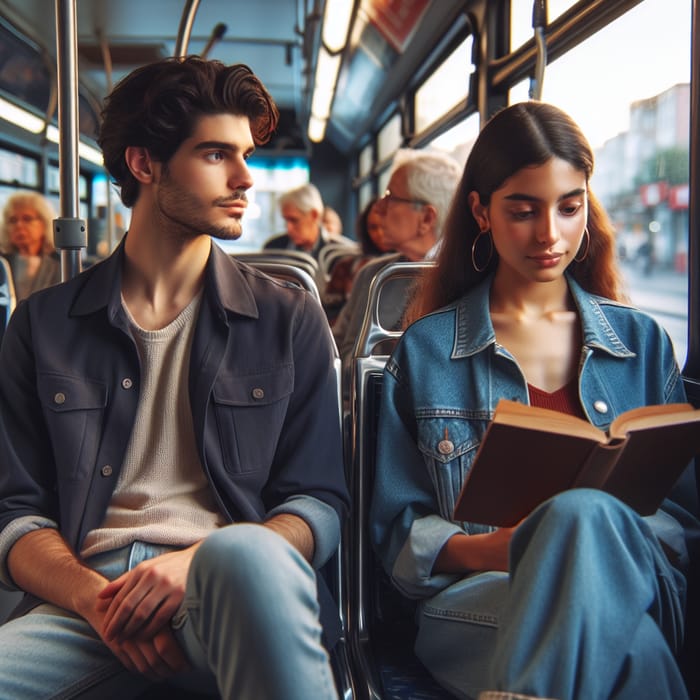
[529,0,547,100]
[54,0,87,281]
[175,0,202,58]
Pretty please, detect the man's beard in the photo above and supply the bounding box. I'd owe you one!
[156,176,248,242]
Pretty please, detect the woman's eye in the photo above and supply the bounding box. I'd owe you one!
[511,209,534,220]
[561,202,582,216]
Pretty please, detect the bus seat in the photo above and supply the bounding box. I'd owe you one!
[318,240,361,284]
[232,250,318,281]
[346,261,452,699]
[237,259,322,305]
[0,255,16,344]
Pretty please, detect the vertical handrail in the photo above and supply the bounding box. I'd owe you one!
[686,0,700,378]
[54,0,87,281]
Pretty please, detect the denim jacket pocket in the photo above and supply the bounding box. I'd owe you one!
[37,372,107,480]
[417,415,492,533]
[213,364,294,474]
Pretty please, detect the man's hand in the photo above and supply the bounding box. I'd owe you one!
[83,600,189,679]
[97,545,200,643]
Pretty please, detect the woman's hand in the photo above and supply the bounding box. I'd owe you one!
[433,525,520,574]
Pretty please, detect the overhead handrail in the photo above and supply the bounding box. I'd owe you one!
[529,0,547,100]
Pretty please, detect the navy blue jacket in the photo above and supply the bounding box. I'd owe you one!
[0,240,349,642]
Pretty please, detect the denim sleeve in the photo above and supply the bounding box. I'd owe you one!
[392,514,462,598]
[370,362,461,599]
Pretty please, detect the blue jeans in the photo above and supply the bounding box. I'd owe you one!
[0,524,338,699]
[414,489,688,700]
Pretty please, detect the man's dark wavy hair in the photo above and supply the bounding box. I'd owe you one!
[98,56,279,207]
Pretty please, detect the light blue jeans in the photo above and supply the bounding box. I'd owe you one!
[0,524,338,699]
[415,489,689,700]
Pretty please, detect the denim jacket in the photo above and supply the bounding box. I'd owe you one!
[370,273,687,599]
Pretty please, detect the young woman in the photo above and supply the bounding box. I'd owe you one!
[370,102,696,700]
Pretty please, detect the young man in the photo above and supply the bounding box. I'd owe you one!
[0,57,348,699]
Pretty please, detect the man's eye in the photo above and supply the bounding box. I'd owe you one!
[206,151,224,162]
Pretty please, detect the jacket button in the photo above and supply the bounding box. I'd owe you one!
[53,392,66,405]
[438,439,454,455]
[252,387,265,400]
[101,465,113,477]
[593,400,609,414]
[122,378,133,389]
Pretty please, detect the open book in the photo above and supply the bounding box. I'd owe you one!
[452,399,700,527]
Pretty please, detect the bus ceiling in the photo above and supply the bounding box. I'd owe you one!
[0,0,476,157]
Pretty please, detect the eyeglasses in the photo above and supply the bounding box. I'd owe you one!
[380,189,428,207]
[8,215,41,226]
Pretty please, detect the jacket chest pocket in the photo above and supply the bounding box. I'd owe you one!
[213,365,293,474]
[417,416,489,530]
[38,373,107,481]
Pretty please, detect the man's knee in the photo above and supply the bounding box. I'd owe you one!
[189,524,314,600]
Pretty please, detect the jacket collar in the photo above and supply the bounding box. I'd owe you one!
[70,235,259,323]
[452,272,634,359]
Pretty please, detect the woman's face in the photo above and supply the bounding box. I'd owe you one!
[470,157,588,285]
[367,205,389,251]
[8,206,46,256]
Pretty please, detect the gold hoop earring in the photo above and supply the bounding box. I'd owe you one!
[574,227,590,263]
[471,230,493,272]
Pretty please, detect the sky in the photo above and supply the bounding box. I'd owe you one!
[510,0,692,148]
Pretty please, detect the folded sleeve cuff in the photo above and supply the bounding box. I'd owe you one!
[0,516,58,590]
[267,495,340,569]
[392,514,463,598]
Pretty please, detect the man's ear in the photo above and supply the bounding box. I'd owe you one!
[419,203,438,236]
[468,191,490,231]
[124,146,156,184]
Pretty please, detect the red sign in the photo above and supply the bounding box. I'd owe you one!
[668,184,689,210]
[639,182,668,207]
[365,0,431,53]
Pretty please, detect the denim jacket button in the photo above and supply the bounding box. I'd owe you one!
[121,378,133,389]
[252,387,265,400]
[593,400,609,414]
[438,439,454,455]
[53,392,66,405]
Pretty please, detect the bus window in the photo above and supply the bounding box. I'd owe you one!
[510,0,691,365]
[510,0,580,50]
[423,112,480,167]
[414,37,473,134]
[377,112,402,163]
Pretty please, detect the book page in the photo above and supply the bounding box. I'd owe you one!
[609,402,697,439]
[492,400,604,442]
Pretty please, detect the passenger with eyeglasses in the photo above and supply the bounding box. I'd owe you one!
[332,149,462,378]
[0,191,60,301]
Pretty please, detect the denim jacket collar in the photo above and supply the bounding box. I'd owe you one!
[452,272,636,360]
[69,235,260,324]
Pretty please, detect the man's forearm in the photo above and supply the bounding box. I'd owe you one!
[263,513,315,562]
[7,528,107,617]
